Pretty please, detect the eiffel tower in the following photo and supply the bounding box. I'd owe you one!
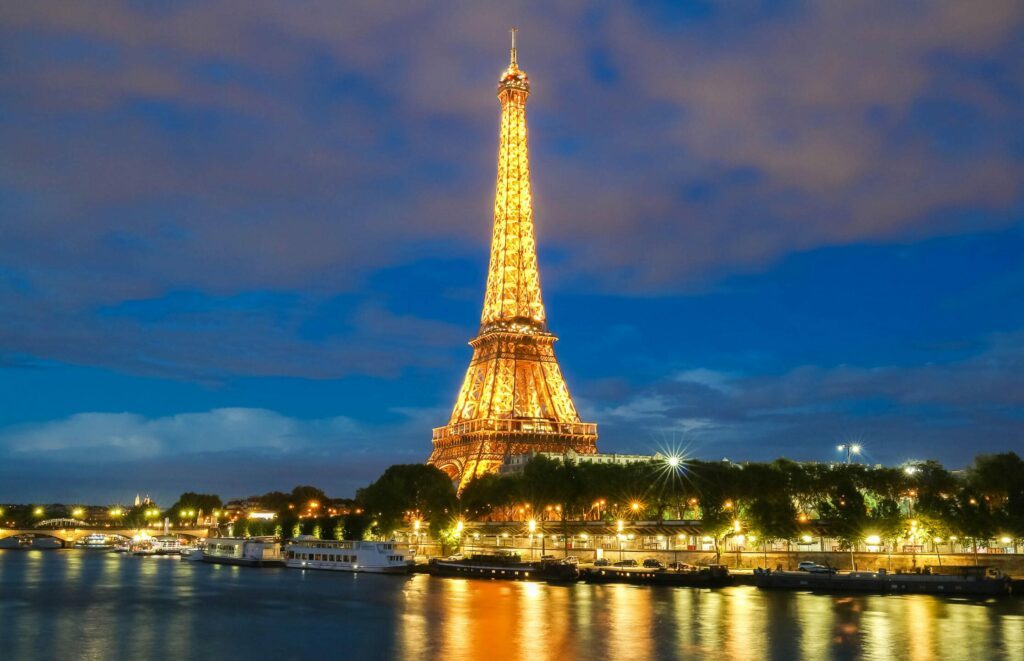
[428,29,598,489]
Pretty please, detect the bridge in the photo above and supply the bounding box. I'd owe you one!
[0,520,216,547]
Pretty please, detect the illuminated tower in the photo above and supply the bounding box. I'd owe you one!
[428,29,598,489]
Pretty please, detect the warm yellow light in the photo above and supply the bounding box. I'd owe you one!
[797,513,809,523]
[1000,536,1012,545]
[72,508,84,518]
[308,501,320,509]
[950,536,958,541]
[866,535,881,545]
[579,533,589,540]
[630,502,640,512]
[527,519,536,533]
[934,537,943,543]
[667,455,680,467]
[734,535,745,544]
[109,508,123,517]
[748,535,757,542]
[33,507,44,516]
[413,519,421,532]
[701,536,713,542]
[616,519,623,533]
[455,520,464,534]
[723,500,733,510]
[733,519,741,533]
[801,535,813,543]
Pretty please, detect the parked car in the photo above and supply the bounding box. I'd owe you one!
[642,558,665,569]
[613,559,638,567]
[668,562,693,571]
[797,561,836,574]
[562,556,580,565]
[594,557,611,567]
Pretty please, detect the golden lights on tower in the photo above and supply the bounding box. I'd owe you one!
[428,29,598,489]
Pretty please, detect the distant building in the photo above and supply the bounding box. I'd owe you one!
[500,449,664,474]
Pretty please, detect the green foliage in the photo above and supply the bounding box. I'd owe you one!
[164,492,223,522]
[356,464,457,538]
[448,452,1024,546]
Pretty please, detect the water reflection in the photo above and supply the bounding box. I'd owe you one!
[0,551,1021,660]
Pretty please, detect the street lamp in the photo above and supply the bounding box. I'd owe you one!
[528,519,537,560]
[836,443,862,464]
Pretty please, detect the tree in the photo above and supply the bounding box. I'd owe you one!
[357,464,457,539]
[164,492,223,524]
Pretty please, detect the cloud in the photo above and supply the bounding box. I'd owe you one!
[1,1,1022,378]
[0,408,362,460]
[591,332,1024,465]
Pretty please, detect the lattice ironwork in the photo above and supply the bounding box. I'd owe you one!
[428,32,598,490]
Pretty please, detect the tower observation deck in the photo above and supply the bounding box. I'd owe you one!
[428,30,599,490]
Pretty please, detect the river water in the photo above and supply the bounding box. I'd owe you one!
[0,550,1021,660]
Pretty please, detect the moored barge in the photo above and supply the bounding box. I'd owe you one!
[202,537,284,567]
[754,565,1010,596]
[428,553,579,582]
[580,564,733,588]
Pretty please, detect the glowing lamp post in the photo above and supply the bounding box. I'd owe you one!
[836,443,862,464]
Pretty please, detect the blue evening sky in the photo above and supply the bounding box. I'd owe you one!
[1,2,1022,502]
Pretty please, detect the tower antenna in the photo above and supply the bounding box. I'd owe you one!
[510,26,518,67]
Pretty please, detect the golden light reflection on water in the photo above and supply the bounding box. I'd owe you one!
[1,552,1021,660]
[796,591,835,658]
[724,587,759,658]
[608,585,653,660]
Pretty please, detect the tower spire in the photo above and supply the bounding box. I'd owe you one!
[510,26,518,67]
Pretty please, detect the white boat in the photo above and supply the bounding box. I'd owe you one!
[152,535,185,555]
[285,536,410,574]
[202,538,284,567]
[76,534,112,549]
[180,546,205,562]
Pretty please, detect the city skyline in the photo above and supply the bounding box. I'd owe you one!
[2,2,1024,502]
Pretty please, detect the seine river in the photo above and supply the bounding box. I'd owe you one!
[0,550,1022,660]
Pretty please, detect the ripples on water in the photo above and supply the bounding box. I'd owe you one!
[0,550,1021,660]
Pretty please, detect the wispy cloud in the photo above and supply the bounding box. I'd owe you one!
[591,332,1024,465]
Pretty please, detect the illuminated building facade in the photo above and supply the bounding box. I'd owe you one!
[428,30,598,489]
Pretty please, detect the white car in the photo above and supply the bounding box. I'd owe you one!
[797,561,836,574]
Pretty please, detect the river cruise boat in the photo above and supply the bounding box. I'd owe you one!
[428,553,579,583]
[202,538,284,567]
[285,536,410,574]
[76,534,112,549]
[152,535,185,555]
[754,565,1010,596]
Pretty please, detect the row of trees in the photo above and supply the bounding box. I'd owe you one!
[456,452,1024,555]
[7,453,1020,556]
